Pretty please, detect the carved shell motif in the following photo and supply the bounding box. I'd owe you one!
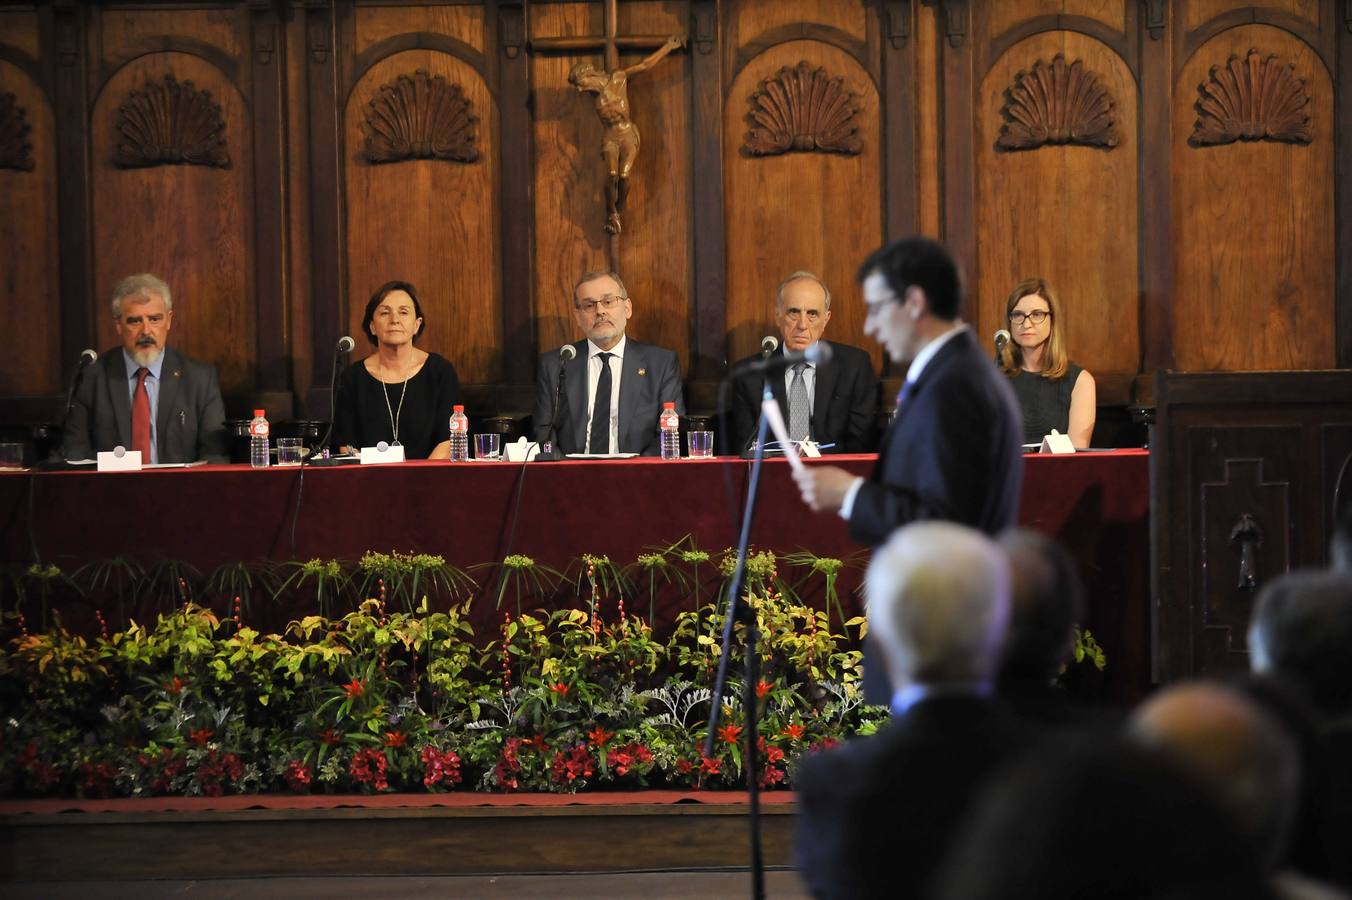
[362,70,479,165]
[742,61,863,157]
[0,92,34,171]
[997,54,1118,151]
[1190,49,1312,147]
[114,75,230,169]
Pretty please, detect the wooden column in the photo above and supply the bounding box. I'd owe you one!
[938,0,974,304]
[303,0,343,417]
[495,0,536,384]
[1337,0,1352,367]
[51,1,94,372]
[688,0,725,377]
[881,0,916,240]
[1139,0,1174,374]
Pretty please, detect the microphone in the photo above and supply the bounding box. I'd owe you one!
[310,335,357,464]
[559,344,577,362]
[538,345,575,460]
[62,348,99,420]
[994,329,1011,362]
[735,340,832,374]
[336,335,355,353]
[760,335,779,358]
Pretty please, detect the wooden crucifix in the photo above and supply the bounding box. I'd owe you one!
[531,0,685,239]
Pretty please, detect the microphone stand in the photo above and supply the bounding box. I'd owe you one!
[535,353,570,461]
[705,384,772,900]
[307,346,357,467]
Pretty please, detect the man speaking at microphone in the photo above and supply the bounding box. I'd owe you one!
[726,271,880,455]
[60,274,228,464]
[532,270,683,456]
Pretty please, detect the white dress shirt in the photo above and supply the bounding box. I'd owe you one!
[584,336,625,454]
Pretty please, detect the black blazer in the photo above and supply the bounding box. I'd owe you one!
[794,694,1033,900]
[849,329,1023,546]
[726,340,880,455]
[59,347,228,463]
[532,338,685,456]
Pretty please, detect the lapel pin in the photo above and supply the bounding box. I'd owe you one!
[637,368,646,376]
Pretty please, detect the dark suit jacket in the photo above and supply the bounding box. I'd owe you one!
[532,338,685,456]
[726,340,880,455]
[59,347,228,464]
[794,694,1033,900]
[849,328,1023,547]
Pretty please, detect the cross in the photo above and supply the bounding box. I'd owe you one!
[530,0,686,258]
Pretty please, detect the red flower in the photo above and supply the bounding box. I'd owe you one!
[699,755,722,776]
[810,737,839,753]
[165,676,187,694]
[319,728,341,746]
[778,722,807,742]
[383,731,407,748]
[587,726,613,748]
[343,678,365,699]
[188,728,213,747]
[758,765,787,788]
[549,744,597,786]
[675,757,695,775]
[609,748,635,775]
[756,679,773,699]
[284,759,312,793]
[420,746,464,789]
[717,723,743,746]
[549,682,570,698]
[349,747,390,791]
[523,734,548,753]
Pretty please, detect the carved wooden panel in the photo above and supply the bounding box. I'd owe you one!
[361,69,479,165]
[92,54,253,393]
[352,3,487,56]
[990,0,1126,40]
[113,74,231,169]
[1182,0,1320,36]
[976,32,1140,380]
[0,62,59,396]
[0,92,34,170]
[1171,26,1333,371]
[1189,48,1312,147]
[741,61,863,157]
[725,36,881,370]
[346,49,499,383]
[996,54,1119,151]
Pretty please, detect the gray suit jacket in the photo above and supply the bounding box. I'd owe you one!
[60,347,229,463]
[533,338,685,456]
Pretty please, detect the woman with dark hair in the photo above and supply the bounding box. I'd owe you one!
[999,278,1096,449]
[331,281,462,459]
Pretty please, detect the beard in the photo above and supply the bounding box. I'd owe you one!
[130,342,163,367]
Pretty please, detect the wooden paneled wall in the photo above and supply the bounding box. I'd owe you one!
[0,0,1348,424]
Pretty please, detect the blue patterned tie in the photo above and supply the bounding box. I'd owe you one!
[788,363,810,442]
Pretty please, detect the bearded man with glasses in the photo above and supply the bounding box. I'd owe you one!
[532,270,684,457]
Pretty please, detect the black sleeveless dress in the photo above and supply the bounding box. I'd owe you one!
[1009,363,1083,446]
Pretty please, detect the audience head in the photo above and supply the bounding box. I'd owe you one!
[571,270,632,352]
[865,521,1010,692]
[111,273,174,367]
[1130,681,1300,872]
[934,735,1271,900]
[856,236,964,364]
[995,528,1084,686]
[362,281,425,347]
[1000,277,1071,379]
[1248,569,1352,719]
[774,271,832,353]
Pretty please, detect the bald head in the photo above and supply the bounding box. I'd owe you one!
[866,522,1011,690]
[1130,682,1299,870]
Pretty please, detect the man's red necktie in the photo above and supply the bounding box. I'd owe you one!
[132,367,151,457]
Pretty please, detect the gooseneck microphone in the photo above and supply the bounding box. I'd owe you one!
[994,329,1011,363]
[760,335,779,358]
[313,335,356,459]
[734,340,832,374]
[336,335,356,353]
[539,344,575,460]
[62,348,99,420]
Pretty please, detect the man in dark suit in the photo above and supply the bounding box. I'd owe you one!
[793,236,1023,544]
[795,522,1030,899]
[726,271,879,455]
[533,270,684,456]
[60,274,227,464]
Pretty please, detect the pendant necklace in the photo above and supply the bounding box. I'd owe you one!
[379,360,409,446]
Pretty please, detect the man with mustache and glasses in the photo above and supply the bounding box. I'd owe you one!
[532,270,683,457]
[59,274,227,464]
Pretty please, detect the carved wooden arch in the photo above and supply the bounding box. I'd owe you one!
[347,33,492,103]
[113,73,230,168]
[982,15,1135,77]
[1189,48,1312,147]
[0,92,34,171]
[360,69,480,165]
[730,24,877,90]
[741,60,864,157]
[996,54,1119,151]
[94,40,242,99]
[1180,10,1331,78]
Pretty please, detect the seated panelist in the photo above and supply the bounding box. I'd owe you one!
[331,281,462,459]
[999,278,1096,449]
[59,273,227,464]
[727,270,879,455]
[532,270,684,456]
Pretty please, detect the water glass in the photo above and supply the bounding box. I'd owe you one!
[277,438,304,466]
[0,442,23,469]
[474,432,501,460]
[687,431,714,459]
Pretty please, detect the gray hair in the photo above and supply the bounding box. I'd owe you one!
[776,271,831,311]
[111,274,173,318]
[573,269,628,304]
[866,522,1011,686]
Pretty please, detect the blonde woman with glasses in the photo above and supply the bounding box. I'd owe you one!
[999,278,1096,449]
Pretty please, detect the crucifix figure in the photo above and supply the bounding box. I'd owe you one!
[530,0,686,244]
[569,35,683,234]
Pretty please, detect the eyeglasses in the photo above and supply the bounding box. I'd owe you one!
[1009,310,1050,326]
[575,295,626,314]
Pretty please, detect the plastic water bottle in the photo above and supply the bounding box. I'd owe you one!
[659,402,681,460]
[449,405,469,462]
[249,409,270,468]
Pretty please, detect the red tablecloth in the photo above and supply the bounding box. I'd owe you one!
[0,451,1150,701]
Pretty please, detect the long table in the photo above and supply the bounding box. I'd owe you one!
[0,450,1150,702]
